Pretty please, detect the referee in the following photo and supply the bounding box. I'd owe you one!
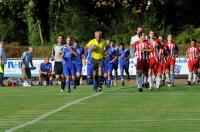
[86,31,106,92]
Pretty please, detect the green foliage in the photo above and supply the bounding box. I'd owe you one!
[175,25,200,44]
[0,19,15,41]
[23,0,41,46]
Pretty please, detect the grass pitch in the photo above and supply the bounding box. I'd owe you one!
[0,83,200,132]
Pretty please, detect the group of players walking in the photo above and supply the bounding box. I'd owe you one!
[35,27,200,92]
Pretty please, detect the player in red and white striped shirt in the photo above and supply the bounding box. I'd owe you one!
[155,42,166,89]
[133,32,150,92]
[186,39,200,85]
[148,31,160,89]
[163,34,178,87]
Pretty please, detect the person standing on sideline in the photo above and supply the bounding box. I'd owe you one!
[0,41,7,87]
[86,31,107,92]
[186,39,200,85]
[21,47,34,86]
[51,35,65,88]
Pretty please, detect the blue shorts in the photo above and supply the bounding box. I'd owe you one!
[63,63,76,77]
[119,62,129,71]
[113,60,118,69]
[103,63,108,75]
[87,64,93,76]
[75,63,82,73]
[107,63,118,72]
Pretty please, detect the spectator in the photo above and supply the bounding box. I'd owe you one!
[0,41,7,87]
[21,47,34,86]
[39,57,53,86]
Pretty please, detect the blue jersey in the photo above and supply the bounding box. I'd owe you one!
[107,46,119,63]
[40,62,52,72]
[119,48,130,63]
[21,51,32,67]
[61,45,76,64]
[74,46,84,64]
[84,49,92,64]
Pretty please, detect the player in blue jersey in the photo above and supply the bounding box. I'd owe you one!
[105,40,119,87]
[84,49,93,84]
[60,36,78,92]
[73,39,84,86]
[39,57,53,86]
[118,43,130,85]
[110,40,119,86]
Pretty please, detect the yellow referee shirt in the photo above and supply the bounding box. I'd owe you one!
[86,39,106,60]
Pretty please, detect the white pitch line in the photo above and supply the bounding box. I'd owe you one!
[4,92,103,132]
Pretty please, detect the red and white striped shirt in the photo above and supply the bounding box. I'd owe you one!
[164,41,178,59]
[134,40,150,61]
[186,47,199,61]
[149,39,160,60]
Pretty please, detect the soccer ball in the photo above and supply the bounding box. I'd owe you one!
[92,45,97,50]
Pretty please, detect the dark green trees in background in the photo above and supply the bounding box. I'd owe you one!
[0,0,200,45]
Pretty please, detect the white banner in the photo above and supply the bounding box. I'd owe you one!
[4,57,190,77]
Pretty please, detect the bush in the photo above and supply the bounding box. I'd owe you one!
[175,26,200,44]
[0,19,15,41]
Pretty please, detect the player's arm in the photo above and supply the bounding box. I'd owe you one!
[83,51,88,65]
[86,40,96,51]
[186,49,189,58]
[124,51,130,62]
[175,43,179,57]
[39,64,47,75]
[50,45,55,61]
[69,47,78,57]
[58,49,63,59]
[109,56,118,64]
[30,60,33,67]
[21,52,26,65]
[195,49,200,59]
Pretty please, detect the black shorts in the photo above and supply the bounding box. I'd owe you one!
[40,74,50,80]
[54,61,63,75]
[92,58,104,71]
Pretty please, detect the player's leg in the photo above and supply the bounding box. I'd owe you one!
[75,64,82,86]
[49,73,53,86]
[54,62,59,85]
[125,62,130,81]
[187,60,193,85]
[143,61,149,88]
[63,64,71,92]
[26,68,32,86]
[107,64,113,87]
[169,59,175,87]
[197,61,200,83]
[86,64,92,84]
[119,63,125,86]
[97,59,104,92]
[113,64,118,86]
[92,59,98,91]
[70,64,76,89]
[165,61,170,87]
[136,61,143,92]
[156,64,163,89]
[192,61,198,84]
[148,60,154,90]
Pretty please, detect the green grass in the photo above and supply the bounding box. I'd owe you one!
[0,84,200,132]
